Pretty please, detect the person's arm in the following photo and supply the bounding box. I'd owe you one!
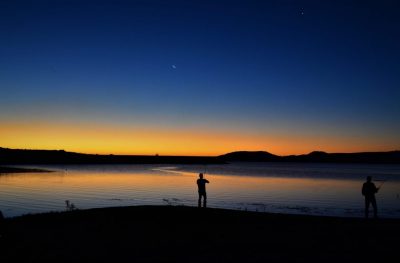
[374,183,379,193]
[205,179,209,183]
[362,184,366,196]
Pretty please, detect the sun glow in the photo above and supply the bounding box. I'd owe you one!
[0,120,396,156]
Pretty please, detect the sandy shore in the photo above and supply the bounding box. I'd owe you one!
[1,205,399,262]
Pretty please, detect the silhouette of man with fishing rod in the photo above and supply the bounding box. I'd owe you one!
[197,173,209,208]
[362,176,384,219]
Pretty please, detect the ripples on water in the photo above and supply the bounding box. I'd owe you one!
[0,163,399,218]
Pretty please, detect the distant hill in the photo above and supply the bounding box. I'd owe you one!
[219,150,400,164]
[0,147,222,165]
[218,151,280,162]
[1,147,400,164]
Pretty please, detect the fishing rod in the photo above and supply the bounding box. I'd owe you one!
[375,179,387,189]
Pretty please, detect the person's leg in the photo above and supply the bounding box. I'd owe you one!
[203,193,207,208]
[365,198,370,218]
[198,193,202,208]
[371,197,378,218]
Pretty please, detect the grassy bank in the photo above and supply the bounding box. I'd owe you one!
[1,205,399,262]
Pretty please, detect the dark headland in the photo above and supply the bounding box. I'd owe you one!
[1,147,400,165]
[0,147,223,165]
[0,166,52,174]
[1,205,399,263]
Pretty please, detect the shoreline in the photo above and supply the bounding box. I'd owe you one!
[0,166,53,174]
[2,205,399,262]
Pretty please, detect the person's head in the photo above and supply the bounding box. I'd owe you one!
[367,176,372,182]
[199,173,203,179]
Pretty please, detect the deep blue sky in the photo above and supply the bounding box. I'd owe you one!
[1,0,399,155]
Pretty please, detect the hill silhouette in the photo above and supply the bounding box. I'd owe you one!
[0,147,222,165]
[1,147,400,164]
[218,150,400,164]
[218,151,280,162]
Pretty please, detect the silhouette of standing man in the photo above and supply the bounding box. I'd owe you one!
[197,173,209,208]
[362,176,379,219]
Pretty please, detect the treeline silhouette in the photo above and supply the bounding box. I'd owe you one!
[1,147,399,164]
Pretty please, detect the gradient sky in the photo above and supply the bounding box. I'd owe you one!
[1,0,399,156]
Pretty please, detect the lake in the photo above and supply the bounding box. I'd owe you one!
[1,163,399,218]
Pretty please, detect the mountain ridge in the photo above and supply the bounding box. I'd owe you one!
[1,147,400,164]
[219,150,400,164]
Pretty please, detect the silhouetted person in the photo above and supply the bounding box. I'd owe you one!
[362,176,379,219]
[197,173,209,208]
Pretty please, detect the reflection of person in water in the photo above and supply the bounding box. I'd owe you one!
[362,176,379,219]
[197,173,209,208]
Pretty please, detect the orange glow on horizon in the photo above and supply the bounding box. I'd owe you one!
[0,120,397,156]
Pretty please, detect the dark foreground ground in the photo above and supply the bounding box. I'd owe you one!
[1,206,399,263]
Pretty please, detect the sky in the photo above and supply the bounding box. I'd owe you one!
[0,0,399,156]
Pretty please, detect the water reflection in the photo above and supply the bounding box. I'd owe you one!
[0,163,399,218]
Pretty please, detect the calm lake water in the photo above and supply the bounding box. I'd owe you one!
[1,163,400,218]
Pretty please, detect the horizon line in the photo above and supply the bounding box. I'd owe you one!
[1,146,399,158]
